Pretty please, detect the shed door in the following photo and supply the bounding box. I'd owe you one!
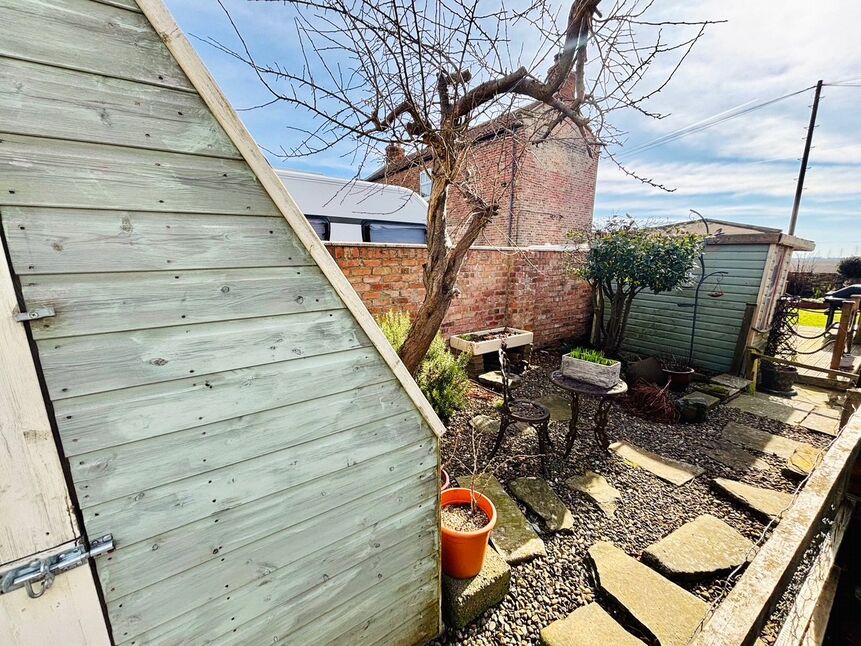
[0,235,110,646]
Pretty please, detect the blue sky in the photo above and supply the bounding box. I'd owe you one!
[164,0,861,257]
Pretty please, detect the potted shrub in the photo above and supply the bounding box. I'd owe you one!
[440,487,497,578]
[561,347,621,388]
[661,354,695,392]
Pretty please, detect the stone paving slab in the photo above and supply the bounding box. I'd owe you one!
[711,373,752,391]
[535,393,572,421]
[713,478,794,520]
[539,602,644,646]
[786,445,823,476]
[680,391,721,409]
[701,440,770,472]
[469,414,534,439]
[725,394,809,425]
[443,546,511,630]
[609,440,705,486]
[509,477,573,532]
[642,514,753,579]
[461,474,546,564]
[588,541,708,646]
[692,383,733,401]
[565,471,622,517]
[800,411,840,437]
[720,421,813,460]
[478,370,520,391]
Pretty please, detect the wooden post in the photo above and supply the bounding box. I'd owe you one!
[847,295,861,351]
[840,388,861,430]
[830,300,856,370]
[750,355,760,394]
[731,303,757,376]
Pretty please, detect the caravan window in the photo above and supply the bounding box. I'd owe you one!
[362,220,427,244]
[306,215,331,240]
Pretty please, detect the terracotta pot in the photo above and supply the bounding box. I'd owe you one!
[440,488,496,579]
[663,367,695,392]
[440,468,451,491]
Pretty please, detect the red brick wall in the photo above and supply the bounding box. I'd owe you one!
[327,242,592,346]
[373,122,597,248]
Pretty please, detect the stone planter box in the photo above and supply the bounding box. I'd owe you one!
[561,354,621,388]
[449,327,533,356]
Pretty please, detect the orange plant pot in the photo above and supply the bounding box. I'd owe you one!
[440,487,497,579]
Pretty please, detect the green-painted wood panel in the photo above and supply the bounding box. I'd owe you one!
[4,209,310,275]
[618,244,768,371]
[97,448,433,598]
[55,347,392,454]
[100,412,430,635]
[115,475,437,644]
[0,0,192,90]
[21,267,342,338]
[73,380,411,505]
[0,57,239,157]
[0,134,281,214]
[41,309,366,399]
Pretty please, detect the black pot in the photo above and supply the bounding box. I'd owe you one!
[663,367,694,392]
[759,362,798,396]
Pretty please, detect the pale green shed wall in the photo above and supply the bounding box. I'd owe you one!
[0,0,439,644]
[620,243,769,373]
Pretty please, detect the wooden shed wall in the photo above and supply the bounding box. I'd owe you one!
[0,0,440,644]
[620,243,770,372]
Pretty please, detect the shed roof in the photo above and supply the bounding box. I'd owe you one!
[275,169,428,223]
[652,218,815,252]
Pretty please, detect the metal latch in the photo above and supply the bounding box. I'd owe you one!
[14,306,55,322]
[0,534,114,599]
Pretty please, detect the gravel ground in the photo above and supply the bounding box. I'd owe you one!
[433,345,835,645]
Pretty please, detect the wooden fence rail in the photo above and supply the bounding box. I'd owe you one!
[689,389,861,646]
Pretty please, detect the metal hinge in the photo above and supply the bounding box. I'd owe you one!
[0,534,114,599]
[13,306,55,322]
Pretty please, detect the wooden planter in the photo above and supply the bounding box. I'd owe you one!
[560,355,621,388]
[449,327,533,356]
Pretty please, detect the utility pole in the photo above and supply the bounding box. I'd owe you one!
[788,79,823,235]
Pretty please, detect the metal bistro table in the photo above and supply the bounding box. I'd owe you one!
[549,370,628,455]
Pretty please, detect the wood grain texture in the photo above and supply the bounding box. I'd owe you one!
[39,309,366,399]
[137,0,447,441]
[0,0,191,90]
[4,208,310,275]
[0,134,280,214]
[20,266,341,338]
[0,232,79,562]
[82,410,430,547]
[72,379,412,505]
[97,452,435,599]
[0,57,238,157]
[55,346,392,454]
[113,474,437,643]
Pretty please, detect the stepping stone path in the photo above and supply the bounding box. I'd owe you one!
[442,546,511,630]
[535,393,572,421]
[642,514,754,579]
[540,602,643,646]
[565,471,621,517]
[726,394,809,425]
[800,411,839,437]
[713,478,794,520]
[710,373,751,393]
[460,474,546,564]
[701,440,770,472]
[680,391,721,409]
[720,421,818,461]
[588,541,708,646]
[478,370,520,391]
[786,445,823,476]
[469,415,534,438]
[509,477,573,532]
[609,440,704,486]
[692,383,733,401]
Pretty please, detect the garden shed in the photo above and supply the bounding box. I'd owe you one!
[0,1,442,644]
[620,219,815,373]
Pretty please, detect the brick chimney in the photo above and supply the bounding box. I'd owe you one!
[385,143,405,166]
[557,70,577,103]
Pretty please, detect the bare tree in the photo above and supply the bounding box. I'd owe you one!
[209,0,717,375]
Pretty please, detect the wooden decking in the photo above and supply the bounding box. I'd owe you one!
[795,325,861,389]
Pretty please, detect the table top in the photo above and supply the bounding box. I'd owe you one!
[549,370,628,396]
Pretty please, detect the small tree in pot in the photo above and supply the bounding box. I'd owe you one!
[569,218,704,357]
